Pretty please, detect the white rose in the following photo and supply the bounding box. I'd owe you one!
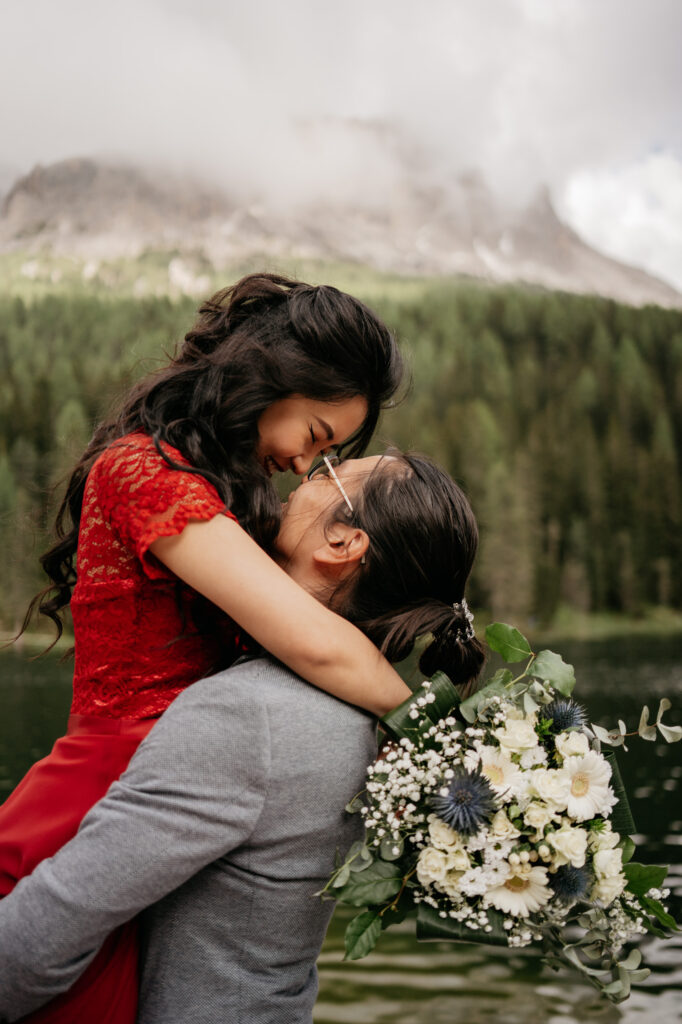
[439,868,465,899]
[555,731,590,758]
[428,818,461,850]
[417,846,451,885]
[523,801,556,835]
[530,768,571,810]
[490,809,521,840]
[593,847,623,879]
[589,823,620,852]
[547,824,588,867]
[449,844,471,872]
[495,718,539,754]
[591,873,626,905]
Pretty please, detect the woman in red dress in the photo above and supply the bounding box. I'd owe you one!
[0,273,411,1022]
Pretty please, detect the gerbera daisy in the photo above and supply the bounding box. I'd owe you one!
[563,751,617,822]
[464,745,524,797]
[486,864,552,918]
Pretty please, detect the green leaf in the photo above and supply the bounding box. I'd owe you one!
[459,673,512,724]
[620,836,636,864]
[531,650,576,696]
[334,858,403,907]
[416,902,510,947]
[332,864,351,888]
[603,751,636,836]
[623,861,669,897]
[392,633,435,691]
[485,623,532,663]
[380,835,404,861]
[381,672,460,740]
[344,911,382,960]
[639,895,680,931]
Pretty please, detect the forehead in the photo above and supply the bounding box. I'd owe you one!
[336,453,396,481]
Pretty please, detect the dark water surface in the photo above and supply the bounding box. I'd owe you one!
[1,635,681,1023]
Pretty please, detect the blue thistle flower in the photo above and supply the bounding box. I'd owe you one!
[431,766,498,836]
[549,864,592,904]
[540,698,588,732]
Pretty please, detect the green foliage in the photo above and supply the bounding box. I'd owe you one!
[2,281,682,630]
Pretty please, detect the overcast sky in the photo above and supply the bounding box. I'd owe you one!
[2,0,681,288]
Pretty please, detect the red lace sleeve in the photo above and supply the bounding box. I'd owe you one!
[91,434,238,580]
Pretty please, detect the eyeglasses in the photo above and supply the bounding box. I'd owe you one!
[307,454,354,515]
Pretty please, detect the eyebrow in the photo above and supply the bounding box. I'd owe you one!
[315,416,334,442]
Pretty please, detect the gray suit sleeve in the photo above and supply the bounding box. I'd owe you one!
[0,673,270,1022]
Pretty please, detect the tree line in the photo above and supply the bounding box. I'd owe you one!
[1,282,681,633]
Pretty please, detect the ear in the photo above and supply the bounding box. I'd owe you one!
[312,522,369,574]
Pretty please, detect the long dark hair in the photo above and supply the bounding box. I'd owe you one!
[26,273,403,641]
[328,453,485,688]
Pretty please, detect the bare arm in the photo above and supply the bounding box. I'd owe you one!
[150,515,410,716]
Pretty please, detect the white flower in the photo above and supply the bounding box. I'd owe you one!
[523,800,557,836]
[547,823,589,867]
[529,768,571,810]
[563,751,617,822]
[494,718,539,754]
[486,864,552,918]
[428,818,461,851]
[490,809,521,841]
[439,868,465,899]
[555,731,590,759]
[464,745,524,796]
[593,847,623,879]
[417,846,452,886]
[588,822,620,851]
[591,873,626,905]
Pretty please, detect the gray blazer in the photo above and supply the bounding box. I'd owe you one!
[0,658,377,1023]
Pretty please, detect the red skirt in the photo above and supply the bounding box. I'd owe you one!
[0,713,157,1024]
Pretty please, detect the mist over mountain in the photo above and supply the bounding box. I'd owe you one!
[2,154,679,309]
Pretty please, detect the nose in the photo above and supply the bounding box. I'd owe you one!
[290,453,315,476]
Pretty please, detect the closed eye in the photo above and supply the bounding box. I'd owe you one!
[309,425,316,444]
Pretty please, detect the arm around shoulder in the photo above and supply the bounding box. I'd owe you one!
[151,515,410,715]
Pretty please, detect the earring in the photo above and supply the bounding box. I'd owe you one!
[360,554,366,565]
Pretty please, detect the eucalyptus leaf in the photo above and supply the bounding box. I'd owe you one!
[380,835,404,861]
[344,911,382,960]
[658,722,682,743]
[531,650,576,696]
[619,948,642,971]
[653,699,682,742]
[592,724,624,747]
[485,623,533,663]
[335,858,403,907]
[332,864,352,888]
[523,691,539,715]
[637,706,657,742]
[459,675,512,724]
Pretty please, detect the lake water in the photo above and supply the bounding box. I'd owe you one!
[1,634,681,1023]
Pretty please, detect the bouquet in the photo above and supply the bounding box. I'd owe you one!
[321,623,681,1003]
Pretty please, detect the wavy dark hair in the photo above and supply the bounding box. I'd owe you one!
[323,452,485,689]
[25,273,403,642]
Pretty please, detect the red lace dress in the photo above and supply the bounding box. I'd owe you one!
[0,433,242,1023]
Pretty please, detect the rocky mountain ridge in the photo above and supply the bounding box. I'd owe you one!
[1,157,679,307]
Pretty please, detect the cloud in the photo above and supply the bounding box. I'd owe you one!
[2,0,681,283]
